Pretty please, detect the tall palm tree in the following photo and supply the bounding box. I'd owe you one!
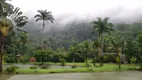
[34,10,54,46]
[92,17,113,66]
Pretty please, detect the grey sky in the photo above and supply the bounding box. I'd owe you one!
[10,0,142,23]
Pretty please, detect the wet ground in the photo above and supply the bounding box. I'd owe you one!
[6,71,142,80]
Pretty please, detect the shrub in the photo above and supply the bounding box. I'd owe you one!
[30,57,36,62]
[29,66,38,69]
[140,63,142,69]
[34,62,37,65]
[71,65,77,68]
[40,64,50,69]
[6,66,17,73]
[103,55,109,62]
[60,58,66,66]
[86,64,91,67]
[116,56,120,63]
[20,55,30,64]
[103,54,117,63]
[12,65,19,69]
[4,54,17,63]
[130,57,137,64]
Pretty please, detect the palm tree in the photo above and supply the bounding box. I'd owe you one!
[19,32,28,55]
[0,6,28,72]
[34,10,54,46]
[83,40,90,66]
[110,35,125,69]
[9,7,28,27]
[0,0,13,17]
[0,17,12,72]
[91,40,100,66]
[92,17,113,66]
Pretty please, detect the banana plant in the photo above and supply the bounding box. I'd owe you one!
[0,17,13,72]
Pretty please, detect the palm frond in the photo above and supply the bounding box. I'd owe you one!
[35,18,42,22]
[34,14,42,18]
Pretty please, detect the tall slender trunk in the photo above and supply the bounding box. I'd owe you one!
[0,35,4,72]
[100,34,104,67]
[42,20,45,47]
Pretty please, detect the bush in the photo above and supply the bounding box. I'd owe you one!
[60,58,66,66]
[30,57,36,62]
[4,54,17,63]
[140,63,142,69]
[116,56,120,63]
[12,65,19,69]
[71,65,77,68]
[20,55,30,64]
[6,65,18,73]
[103,54,117,63]
[86,64,91,67]
[103,55,109,62]
[29,66,38,69]
[40,64,50,69]
[130,57,137,64]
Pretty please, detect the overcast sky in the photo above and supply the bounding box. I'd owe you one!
[10,0,142,23]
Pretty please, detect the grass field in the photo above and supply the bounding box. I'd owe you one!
[12,63,139,74]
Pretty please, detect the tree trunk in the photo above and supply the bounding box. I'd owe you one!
[85,56,88,66]
[117,48,122,69]
[100,34,104,67]
[0,35,4,72]
[72,53,74,63]
[98,48,101,67]
[42,20,45,47]
[93,55,96,66]
[41,56,44,65]
[22,42,24,56]
[119,56,121,69]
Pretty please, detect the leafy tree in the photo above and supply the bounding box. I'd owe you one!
[83,40,90,66]
[124,37,139,63]
[91,17,113,66]
[35,48,52,64]
[137,34,142,63]
[68,45,76,63]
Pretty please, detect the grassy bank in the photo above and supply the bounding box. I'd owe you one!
[13,63,139,74]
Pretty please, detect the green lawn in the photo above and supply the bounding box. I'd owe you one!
[13,63,139,74]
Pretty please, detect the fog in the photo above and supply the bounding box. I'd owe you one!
[9,0,142,32]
